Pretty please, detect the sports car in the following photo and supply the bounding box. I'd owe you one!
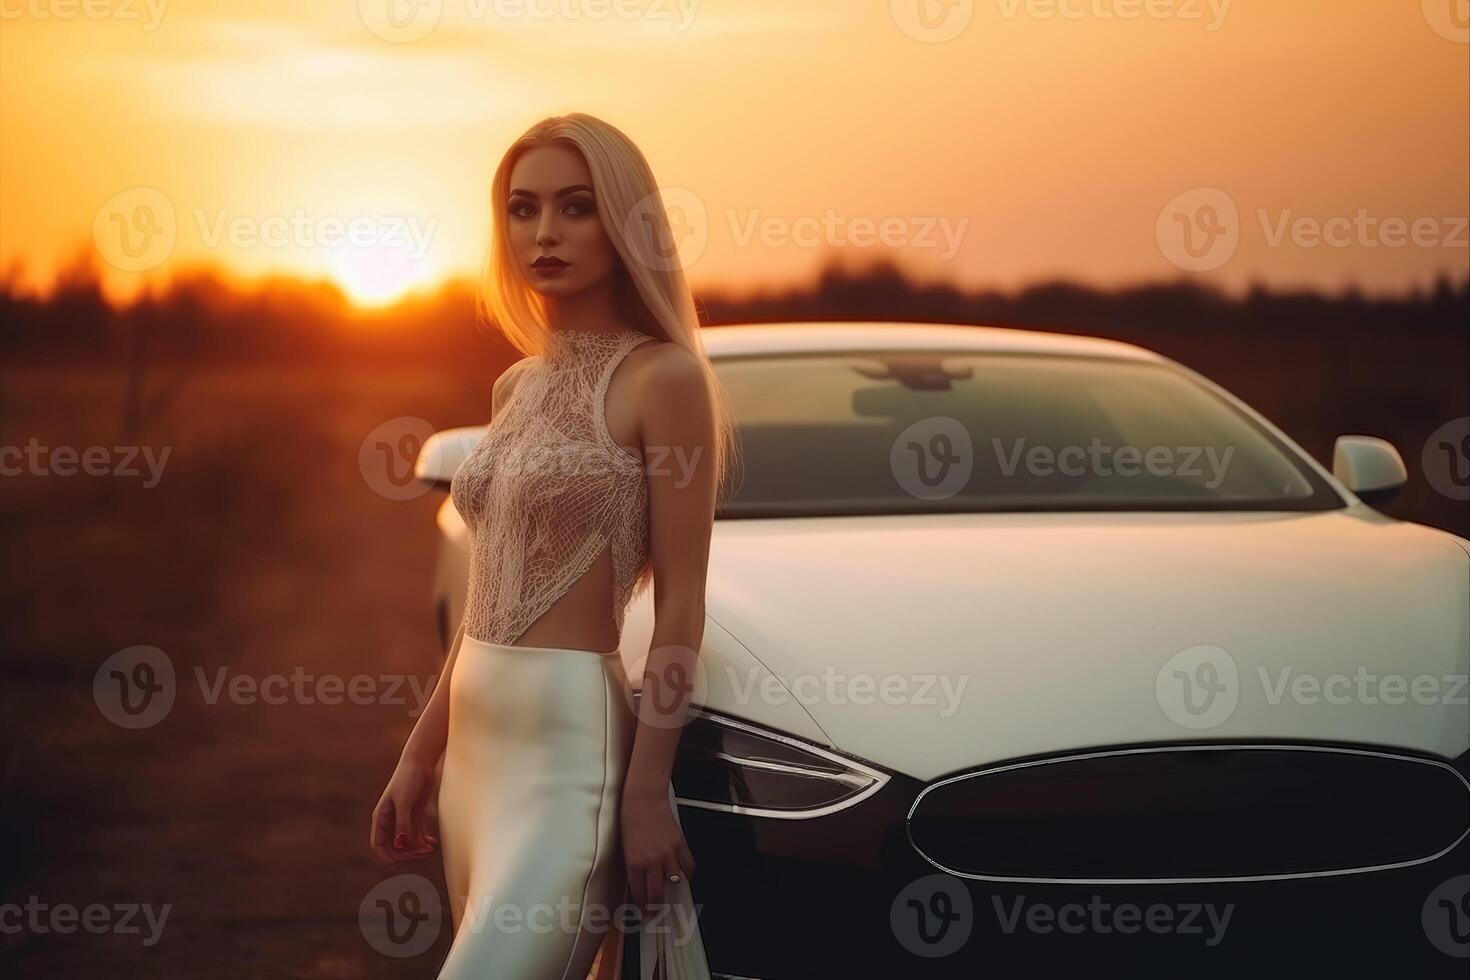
[416,322,1470,977]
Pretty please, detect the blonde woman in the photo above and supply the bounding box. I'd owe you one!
[369,113,739,980]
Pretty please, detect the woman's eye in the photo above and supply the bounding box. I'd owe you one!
[508,198,593,218]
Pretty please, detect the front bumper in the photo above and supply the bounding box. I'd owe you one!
[674,738,1470,979]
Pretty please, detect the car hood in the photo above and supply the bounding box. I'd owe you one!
[704,509,1470,781]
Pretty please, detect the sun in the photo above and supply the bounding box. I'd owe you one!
[328,243,440,308]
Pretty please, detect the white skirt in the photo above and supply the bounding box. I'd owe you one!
[435,634,711,980]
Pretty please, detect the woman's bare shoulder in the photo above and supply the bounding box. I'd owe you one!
[629,338,700,381]
[628,339,708,410]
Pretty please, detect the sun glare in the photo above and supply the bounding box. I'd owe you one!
[328,245,439,308]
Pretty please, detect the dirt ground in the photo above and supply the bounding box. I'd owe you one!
[2,362,486,978]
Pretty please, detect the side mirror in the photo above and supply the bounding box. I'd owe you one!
[1332,435,1407,506]
[414,426,488,491]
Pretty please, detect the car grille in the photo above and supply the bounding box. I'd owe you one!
[906,744,1470,883]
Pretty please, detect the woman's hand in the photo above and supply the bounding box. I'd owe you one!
[620,788,696,918]
[369,757,439,865]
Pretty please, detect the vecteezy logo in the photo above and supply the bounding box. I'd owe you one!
[891,416,973,501]
[93,645,176,729]
[889,0,975,43]
[358,0,442,43]
[622,186,708,273]
[626,644,709,730]
[890,874,973,958]
[1155,644,1239,729]
[1423,417,1470,501]
[1156,188,1240,273]
[359,417,437,501]
[92,188,177,273]
[1423,0,1470,43]
[1423,874,1470,958]
[360,874,442,958]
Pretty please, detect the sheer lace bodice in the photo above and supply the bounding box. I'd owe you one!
[450,327,657,647]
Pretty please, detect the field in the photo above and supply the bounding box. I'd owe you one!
[2,297,1466,975]
[2,363,480,978]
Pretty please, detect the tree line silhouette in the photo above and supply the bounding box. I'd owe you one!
[4,248,1466,533]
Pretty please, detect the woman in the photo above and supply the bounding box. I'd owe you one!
[368,113,740,980]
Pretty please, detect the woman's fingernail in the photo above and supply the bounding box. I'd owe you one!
[393,832,407,848]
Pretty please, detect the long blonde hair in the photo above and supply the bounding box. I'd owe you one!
[476,113,742,590]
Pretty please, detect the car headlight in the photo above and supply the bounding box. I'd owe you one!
[650,703,890,819]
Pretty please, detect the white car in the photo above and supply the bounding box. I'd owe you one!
[417,322,1470,976]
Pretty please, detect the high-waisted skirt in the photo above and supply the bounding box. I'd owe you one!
[435,634,711,980]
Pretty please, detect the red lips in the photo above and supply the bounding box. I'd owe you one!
[532,256,569,268]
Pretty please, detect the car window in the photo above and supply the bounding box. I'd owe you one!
[711,351,1342,517]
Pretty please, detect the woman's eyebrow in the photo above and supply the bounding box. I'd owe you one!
[507,184,594,199]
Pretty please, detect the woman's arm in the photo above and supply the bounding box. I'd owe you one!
[400,620,463,766]
[369,598,463,866]
[620,344,719,913]
[400,359,531,766]
[369,358,528,864]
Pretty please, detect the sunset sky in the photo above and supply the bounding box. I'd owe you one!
[2,1,1466,306]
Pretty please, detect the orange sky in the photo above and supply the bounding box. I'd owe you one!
[2,0,1466,306]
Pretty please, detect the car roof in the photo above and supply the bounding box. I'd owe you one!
[695,321,1164,363]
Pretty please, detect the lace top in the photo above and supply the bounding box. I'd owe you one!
[450,327,658,647]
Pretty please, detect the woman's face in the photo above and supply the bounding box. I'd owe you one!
[505,143,618,299]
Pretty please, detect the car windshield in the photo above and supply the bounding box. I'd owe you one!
[711,350,1342,517]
